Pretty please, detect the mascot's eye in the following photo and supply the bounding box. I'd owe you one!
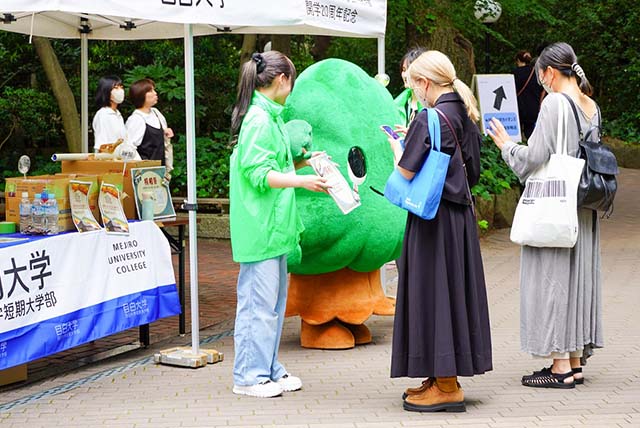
[348,146,367,183]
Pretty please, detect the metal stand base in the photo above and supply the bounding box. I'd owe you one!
[154,347,209,368]
[202,348,224,364]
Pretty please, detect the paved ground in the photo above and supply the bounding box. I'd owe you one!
[0,168,638,428]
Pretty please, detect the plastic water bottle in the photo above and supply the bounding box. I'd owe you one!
[31,193,45,234]
[141,192,155,221]
[44,192,59,235]
[19,192,32,233]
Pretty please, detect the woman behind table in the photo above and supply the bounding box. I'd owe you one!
[394,47,426,128]
[513,50,544,139]
[488,42,603,389]
[126,78,174,166]
[388,50,492,413]
[92,76,126,153]
[229,51,328,398]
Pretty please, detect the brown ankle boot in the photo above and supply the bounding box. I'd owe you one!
[402,378,432,400]
[403,376,465,413]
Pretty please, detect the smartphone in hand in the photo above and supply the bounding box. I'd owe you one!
[380,125,400,140]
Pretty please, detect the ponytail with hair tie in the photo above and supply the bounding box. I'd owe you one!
[252,53,267,74]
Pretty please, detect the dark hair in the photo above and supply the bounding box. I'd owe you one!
[95,75,122,108]
[129,78,156,109]
[515,50,532,65]
[535,42,593,96]
[231,51,296,135]
[400,47,426,74]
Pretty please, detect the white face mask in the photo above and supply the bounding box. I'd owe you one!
[111,88,125,104]
[540,69,553,94]
[412,81,431,107]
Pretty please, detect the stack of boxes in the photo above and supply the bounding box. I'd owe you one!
[3,159,161,229]
[4,174,99,232]
[61,159,161,219]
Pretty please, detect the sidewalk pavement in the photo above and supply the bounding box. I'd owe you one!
[1,168,639,428]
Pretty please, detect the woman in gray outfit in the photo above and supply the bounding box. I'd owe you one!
[487,42,603,389]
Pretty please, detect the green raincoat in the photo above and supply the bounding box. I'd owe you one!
[229,91,304,263]
[394,88,423,126]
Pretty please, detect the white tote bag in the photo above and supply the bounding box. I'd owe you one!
[510,97,585,248]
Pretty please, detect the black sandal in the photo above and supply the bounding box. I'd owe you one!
[522,367,575,389]
[572,367,584,385]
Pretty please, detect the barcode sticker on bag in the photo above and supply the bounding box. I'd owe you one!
[522,179,567,198]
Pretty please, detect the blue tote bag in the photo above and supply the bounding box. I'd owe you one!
[384,108,451,220]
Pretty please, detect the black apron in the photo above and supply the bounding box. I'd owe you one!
[137,112,165,165]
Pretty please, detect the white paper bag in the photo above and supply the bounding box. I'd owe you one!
[510,97,585,248]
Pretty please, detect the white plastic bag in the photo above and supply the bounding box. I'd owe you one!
[510,97,585,248]
[164,136,174,180]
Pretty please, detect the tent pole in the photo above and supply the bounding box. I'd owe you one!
[377,36,385,77]
[183,24,201,356]
[155,28,213,368]
[81,32,88,153]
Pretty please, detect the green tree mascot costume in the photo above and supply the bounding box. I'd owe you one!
[283,59,407,349]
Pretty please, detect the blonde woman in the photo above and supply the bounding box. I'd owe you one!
[387,50,492,412]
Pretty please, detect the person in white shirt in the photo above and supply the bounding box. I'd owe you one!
[92,76,127,153]
[126,79,174,175]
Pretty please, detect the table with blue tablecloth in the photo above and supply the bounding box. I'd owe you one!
[0,221,181,371]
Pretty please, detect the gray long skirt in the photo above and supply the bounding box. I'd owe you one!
[390,200,493,378]
[520,208,604,361]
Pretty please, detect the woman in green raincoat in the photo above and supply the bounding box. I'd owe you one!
[229,51,328,399]
[394,48,426,128]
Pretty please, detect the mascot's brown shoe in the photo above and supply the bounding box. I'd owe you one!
[402,378,432,400]
[403,377,465,413]
[300,319,355,349]
[343,322,372,345]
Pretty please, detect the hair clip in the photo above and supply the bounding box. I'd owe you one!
[571,63,586,80]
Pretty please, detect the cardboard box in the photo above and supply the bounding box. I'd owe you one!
[61,160,160,219]
[5,174,73,199]
[6,197,73,232]
[0,364,27,386]
[4,174,99,232]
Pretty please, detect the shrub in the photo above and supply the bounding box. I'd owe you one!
[170,132,232,198]
[472,135,520,200]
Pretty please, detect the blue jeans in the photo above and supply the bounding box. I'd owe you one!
[233,255,288,386]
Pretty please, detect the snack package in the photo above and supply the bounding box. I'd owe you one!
[308,153,361,215]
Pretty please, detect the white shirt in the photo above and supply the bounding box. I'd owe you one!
[92,107,127,151]
[125,107,168,148]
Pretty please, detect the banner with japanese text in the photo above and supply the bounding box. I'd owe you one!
[0,221,180,370]
[0,0,386,39]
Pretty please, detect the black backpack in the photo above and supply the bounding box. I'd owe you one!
[562,94,618,216]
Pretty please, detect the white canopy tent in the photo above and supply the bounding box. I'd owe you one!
[0,0,388,359]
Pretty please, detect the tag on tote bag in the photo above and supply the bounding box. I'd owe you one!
[510,97,585,248]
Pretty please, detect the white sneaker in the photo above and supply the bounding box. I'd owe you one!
[276,373,302,392]
[233,380,283,398]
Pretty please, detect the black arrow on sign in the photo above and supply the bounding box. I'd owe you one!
[493,86,506,110]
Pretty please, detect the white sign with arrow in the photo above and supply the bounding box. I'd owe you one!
[472,74,522,142]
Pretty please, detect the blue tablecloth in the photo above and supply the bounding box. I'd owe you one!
[0,221,180,370]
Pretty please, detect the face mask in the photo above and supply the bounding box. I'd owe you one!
[540,70,554,94]
[414,81,431,107]
[111,88,125,104]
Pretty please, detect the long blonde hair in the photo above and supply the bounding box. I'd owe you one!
[408,50,479,122]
